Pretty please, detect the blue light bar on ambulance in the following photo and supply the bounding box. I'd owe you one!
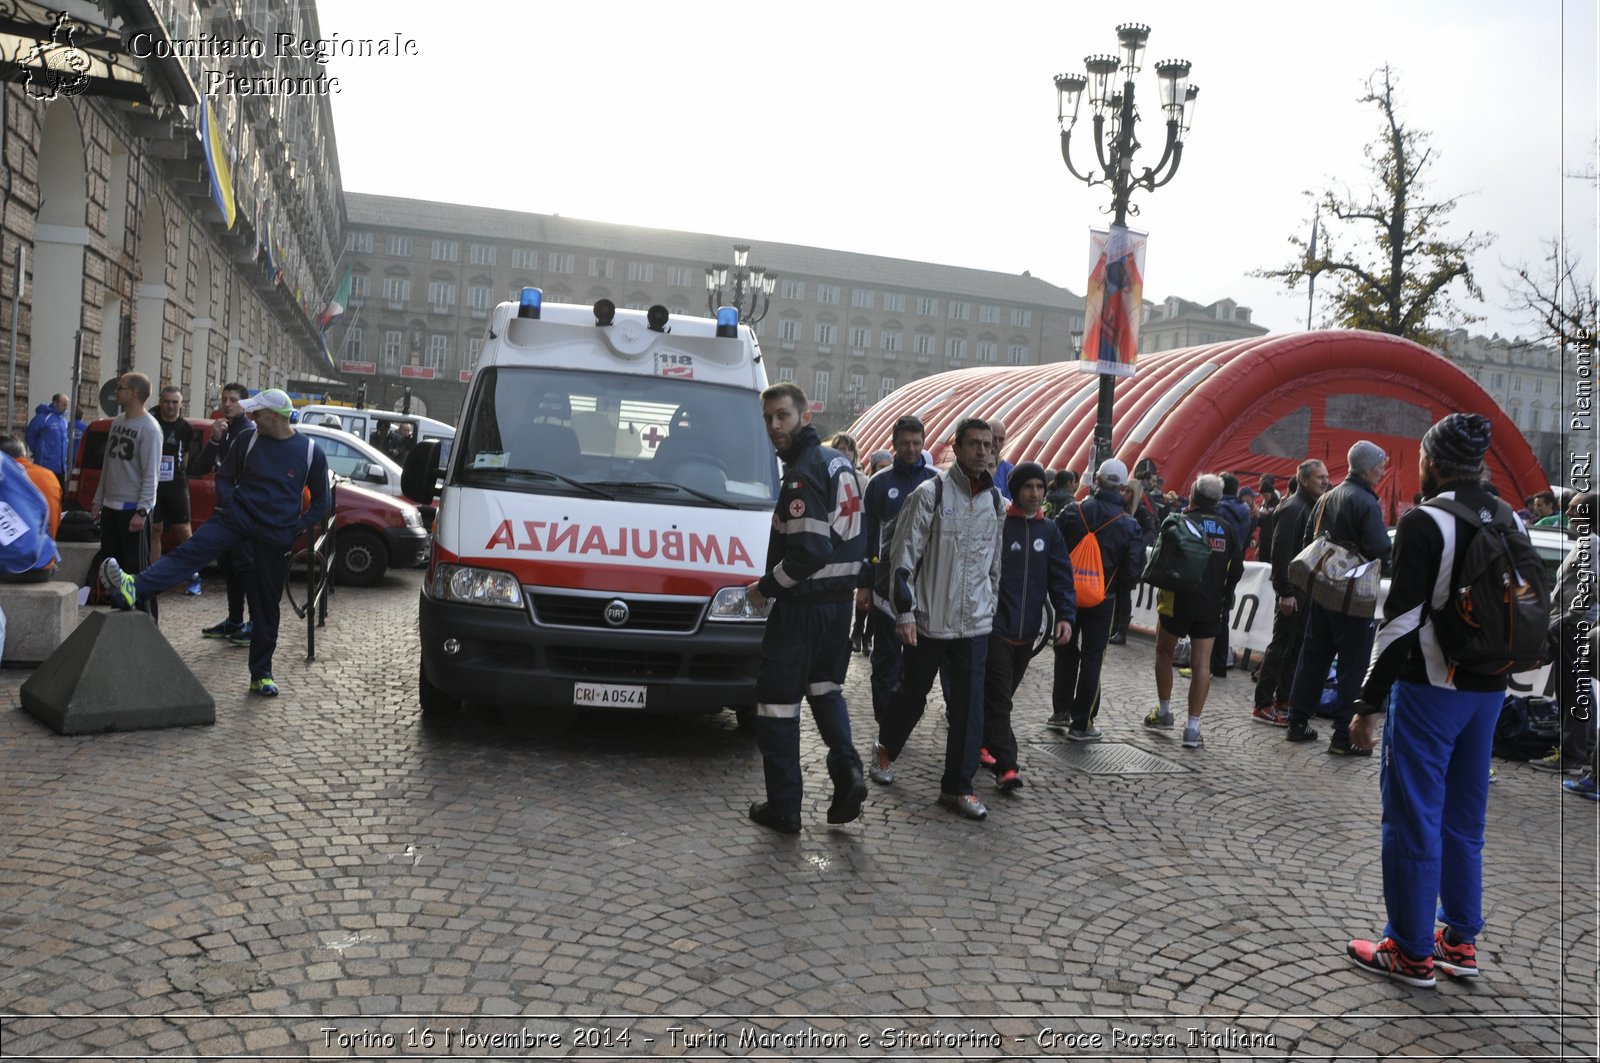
[715,305,739,338]
[518,287,543,319]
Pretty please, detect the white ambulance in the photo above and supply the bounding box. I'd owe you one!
[408,291,778,723]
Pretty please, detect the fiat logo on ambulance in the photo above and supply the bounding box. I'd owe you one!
[603,599,630,627]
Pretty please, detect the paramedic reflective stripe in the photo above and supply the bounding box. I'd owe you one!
[780,517,833,537]
[773,560,857,587]
[757,702,802,718]
[808,681,841,696]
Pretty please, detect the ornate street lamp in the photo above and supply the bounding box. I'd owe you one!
[705,244,776,326]
[1055,23,1197,470]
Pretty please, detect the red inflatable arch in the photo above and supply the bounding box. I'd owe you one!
[847,329,1547,520]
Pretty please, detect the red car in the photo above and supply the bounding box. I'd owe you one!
[68,417,429,586]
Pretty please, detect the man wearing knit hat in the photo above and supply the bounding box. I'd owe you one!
[1345,412,1530,988]
[980,461,1075,791]
[1283,439,1393,755]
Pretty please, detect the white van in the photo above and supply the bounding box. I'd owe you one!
[293,405,457,450]
[409,292,778,722]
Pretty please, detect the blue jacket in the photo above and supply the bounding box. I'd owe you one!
[1216,493,1254,558]
[216,428,331,541]
[1055,486,1144,598]
[756,424,865,603]
[993,504,1075,642]
[859,454,937,608]
[25,403,69,476]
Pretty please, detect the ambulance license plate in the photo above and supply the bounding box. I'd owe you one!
[573,682,647,708]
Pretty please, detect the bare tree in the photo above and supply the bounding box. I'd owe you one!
[1256,66,1491,344]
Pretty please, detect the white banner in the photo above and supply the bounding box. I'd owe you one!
[1126,559,1555,696]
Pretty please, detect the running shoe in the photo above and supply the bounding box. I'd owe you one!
[1347,936,1435,988]
[97,557,136,611]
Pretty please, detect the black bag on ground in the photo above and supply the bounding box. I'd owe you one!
[1493,694,1561,760]
[56,509,98,542]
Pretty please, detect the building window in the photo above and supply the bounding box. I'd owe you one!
[879,375,897,399]
[548,253,575,274]
[426,334,450,369]
[381,330,404,372]
[851,288,875,309]
[779,318,801,343]
[625,261,654,283]
[815,322,836,346]
[777,365,795,382]
[431,239,459,262]
[979,304,999,324]
[343,326,363,358]
[814,370,830,404]
[385,234,413,257]
[913,333,934,359]
[467,285,493,311]
[779,279,805,300]
[468,243,496,266]
[1010,308,1032,327]
[511,248,539,270]
[381,276,411,304]
[665,265,693,286]
[427,280,455,307]
[883,292,906,313]
[589,257,614,278]
[346,231,373,253]
[916,296,938,316]
[948,301,970,321]
[349,273,371,301]
[880,330,902,355]
[1008,343,1028,364]
[816,284,841,305]
[848,326,870,349]
[467,337,483,367]
[976,341,997,363]
[945,337,966,362]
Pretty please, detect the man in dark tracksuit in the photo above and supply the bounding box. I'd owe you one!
[982,462,1074,790]
[1346,413,1514,987]
[856,416,936,740]
[1209,473,1255,677]
[101,389,329,697]
[1252,460,1328,724]
[745,384,868,834]
[191,382,255,643]
[1284,440,1393,755]
[1051,458,1143,741]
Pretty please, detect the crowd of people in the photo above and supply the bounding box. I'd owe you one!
[745,389,1593,992]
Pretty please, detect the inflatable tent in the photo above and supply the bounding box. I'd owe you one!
[847,329,1547,519]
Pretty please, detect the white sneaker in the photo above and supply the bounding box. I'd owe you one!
[1182,723,1203,750]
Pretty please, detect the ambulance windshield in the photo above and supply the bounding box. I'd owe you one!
[456,367,778,509]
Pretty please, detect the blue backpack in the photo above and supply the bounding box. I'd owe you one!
[0,453,57,574]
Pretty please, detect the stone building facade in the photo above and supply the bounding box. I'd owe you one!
[1433,328,1572,485]
[1138,294,1268,353]
[337,193,1089,434]
[0,0,342,436]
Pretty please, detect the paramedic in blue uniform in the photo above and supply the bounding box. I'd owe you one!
[744,383,868,834]
[1346,414,1517,988]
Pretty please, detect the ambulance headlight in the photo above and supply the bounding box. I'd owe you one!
[707,585,772,621]
[427,563,524,607]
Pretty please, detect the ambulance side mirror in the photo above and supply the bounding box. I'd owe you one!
[401,440,443,505]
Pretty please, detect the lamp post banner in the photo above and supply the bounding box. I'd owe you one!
[1079,224,1146,378]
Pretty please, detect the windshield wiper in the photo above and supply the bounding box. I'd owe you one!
[466,466,613,500]
[587,480,738,509]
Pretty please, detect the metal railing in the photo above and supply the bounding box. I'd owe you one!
[286,482,335,661]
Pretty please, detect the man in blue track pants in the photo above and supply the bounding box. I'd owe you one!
[1345,413,1525,988]
[100,389,329,698]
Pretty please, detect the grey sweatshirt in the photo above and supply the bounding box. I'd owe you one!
[93,411,161,511]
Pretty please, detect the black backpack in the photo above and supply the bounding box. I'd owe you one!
[1423,498,1553,678]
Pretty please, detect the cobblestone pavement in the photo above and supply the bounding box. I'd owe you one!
[0,568,1594,1060]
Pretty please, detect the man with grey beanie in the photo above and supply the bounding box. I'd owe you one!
[1283,439,1393,755]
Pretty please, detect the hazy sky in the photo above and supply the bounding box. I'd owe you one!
[315,0,1596,342]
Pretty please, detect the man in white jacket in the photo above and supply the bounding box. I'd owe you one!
[869,418,1004,820]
